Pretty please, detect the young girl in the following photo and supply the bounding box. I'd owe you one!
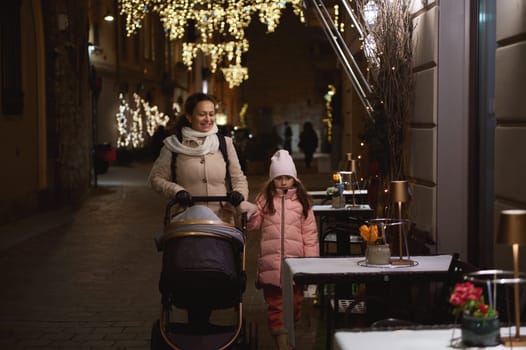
[245,149,319,350]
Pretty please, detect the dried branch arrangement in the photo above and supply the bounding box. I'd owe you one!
[356,0,415,214]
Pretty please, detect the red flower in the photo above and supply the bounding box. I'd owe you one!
[449,282,496,319]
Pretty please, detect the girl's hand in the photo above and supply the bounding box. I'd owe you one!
[240,201,257,218]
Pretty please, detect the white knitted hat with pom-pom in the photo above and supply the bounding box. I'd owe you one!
[269,150,298,182]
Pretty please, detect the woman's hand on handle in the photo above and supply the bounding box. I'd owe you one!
[228,191,245,207]
[175,190,193,207]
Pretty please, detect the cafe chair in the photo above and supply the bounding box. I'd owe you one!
[321,219,366,256]
[432,253,479,324]
[322,231,365,256]
[370,317,418,329]
[448,252,479,281]
[325,286,395,348]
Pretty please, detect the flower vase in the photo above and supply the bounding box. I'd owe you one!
[332,196,345,208]
[365,244,391,265]
[461,315,500,347]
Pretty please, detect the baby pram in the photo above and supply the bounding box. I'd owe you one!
[150,196,257,350]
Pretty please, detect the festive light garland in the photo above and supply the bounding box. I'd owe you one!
[118,0,304,86]
[115,93,170,149]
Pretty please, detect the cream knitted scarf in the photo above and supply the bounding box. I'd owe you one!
[163,124,219,156]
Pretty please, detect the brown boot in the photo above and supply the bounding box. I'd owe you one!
[272,331,291,350]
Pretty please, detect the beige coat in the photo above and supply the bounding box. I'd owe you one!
[149,136,249,223]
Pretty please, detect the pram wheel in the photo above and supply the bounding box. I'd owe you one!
[150,320,171,350]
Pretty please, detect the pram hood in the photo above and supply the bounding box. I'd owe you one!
[160,205,244,247]
[158,205,246,309]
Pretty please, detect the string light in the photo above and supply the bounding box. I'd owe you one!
[239,103,248,127]
[323,84,336,143]
[221,64,249,88]
[118,0,305,84]
[116,93,170,148]
[182,39,249,73]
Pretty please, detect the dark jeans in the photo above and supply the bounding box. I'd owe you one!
[304,152,314,168]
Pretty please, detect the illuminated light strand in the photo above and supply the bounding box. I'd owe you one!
[115,93,170,149]
[119,0,305,84]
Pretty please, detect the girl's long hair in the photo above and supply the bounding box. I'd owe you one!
[257,178,312,218]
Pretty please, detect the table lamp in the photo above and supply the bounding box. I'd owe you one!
[390,180,412,265]
[497,209,526,346]
[340,153,359,207]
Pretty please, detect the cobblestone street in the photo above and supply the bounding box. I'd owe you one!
[0,159,331,350]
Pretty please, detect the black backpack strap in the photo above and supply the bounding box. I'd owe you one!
[171,151,177,182]
[170,134,232,191]
[218,134,233,192]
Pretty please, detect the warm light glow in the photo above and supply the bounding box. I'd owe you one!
[215,112,228,125]
[182,39,249,74]
[221,64,249,88]
[363,0,378,26]
[116,93,169,148]
[323,84,336,143]
[118,0,305,81]
[239,103,248,127]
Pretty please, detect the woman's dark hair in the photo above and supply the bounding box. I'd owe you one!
[258,179,312,218]
[184,92,217,116]
[173,92,217,139]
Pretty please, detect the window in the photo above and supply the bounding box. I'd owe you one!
[1,0,23,115]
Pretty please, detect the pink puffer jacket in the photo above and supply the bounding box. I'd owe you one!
[248,188,319,288]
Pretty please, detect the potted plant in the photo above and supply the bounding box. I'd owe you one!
[449,281,500,346]
[326,173,345,208]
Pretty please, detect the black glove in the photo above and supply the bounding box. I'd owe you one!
[229,191,244,207]
[175,190,192,207]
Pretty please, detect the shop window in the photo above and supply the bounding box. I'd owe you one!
[1,0,23,115]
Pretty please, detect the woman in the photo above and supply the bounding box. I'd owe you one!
[149,92,249,328]
[148,92,249,224]
[244,150,319,349]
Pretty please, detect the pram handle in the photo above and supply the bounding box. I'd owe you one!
[164,194,244,227]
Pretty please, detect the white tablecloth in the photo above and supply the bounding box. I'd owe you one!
[308,189,368,198]
[312,203,372,214]
[333,327,526,350]
[282,255,453,347]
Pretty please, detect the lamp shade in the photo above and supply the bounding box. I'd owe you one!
[350,159,357,173]
[345,153,357,172]
[391,180,409,203]
[497,209,526,245]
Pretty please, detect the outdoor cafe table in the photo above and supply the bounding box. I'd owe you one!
[308,189,368,201]
[282,255,454,347]
[333,326,526,350]
[312,203,373,216]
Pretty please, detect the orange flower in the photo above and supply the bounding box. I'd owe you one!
[359,224,379,244]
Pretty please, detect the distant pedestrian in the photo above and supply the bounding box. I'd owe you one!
[298,122,318,168]
[283,121,292,153]
[243,150,319,350]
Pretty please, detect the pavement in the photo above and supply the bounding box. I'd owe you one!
[0,155,332,350]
